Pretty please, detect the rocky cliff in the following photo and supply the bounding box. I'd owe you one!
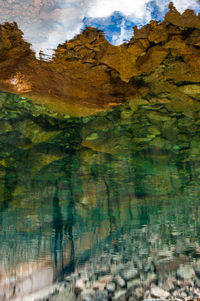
[0,3,200,116]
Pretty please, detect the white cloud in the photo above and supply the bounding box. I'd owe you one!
[1,0,199,56]
[111,19,133,45]
[85,0,199,46]
[87,0,199,19]
[87,0,152,21]
[172,0,199,12]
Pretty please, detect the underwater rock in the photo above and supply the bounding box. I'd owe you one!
[15,119,61,144]
[150,286,170,299]
[177,265,195,280]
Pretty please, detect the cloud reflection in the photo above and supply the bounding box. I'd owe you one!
[0,0,199,57]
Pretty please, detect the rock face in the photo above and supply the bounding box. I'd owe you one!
[0,3,199,116]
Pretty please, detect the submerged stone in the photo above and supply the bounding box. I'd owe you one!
[112,290,126,301]
[121,268,139,281]
[147,111,171,122]
[85,133,99,141]
[177,265,195,280]
[195,264,200,278]
[15,120,61,144]
[178,85,200,97]
[150,286,170,299]
[0,121,12,134]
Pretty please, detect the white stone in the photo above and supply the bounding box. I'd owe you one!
[177,265,195,280]
[112,289,126,301]
[121,267,138,281]
[151,286,170,299]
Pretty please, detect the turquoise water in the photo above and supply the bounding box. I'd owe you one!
[0,91,200,292]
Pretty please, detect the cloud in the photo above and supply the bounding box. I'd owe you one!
[1,0,199,56]
[85,0,199,46]
[22,1,87,57]
[172,0,199,12]
[87,0,152,21]
[86,0,199,21]
[111,18,134,45]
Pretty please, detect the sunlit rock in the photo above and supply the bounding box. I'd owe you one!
[165,3,200,29]
[0,3,199,116]
[148,22,169,44]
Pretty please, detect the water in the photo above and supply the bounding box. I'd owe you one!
[0,90,200,296]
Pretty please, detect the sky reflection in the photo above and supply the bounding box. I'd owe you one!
[0,0,199,56]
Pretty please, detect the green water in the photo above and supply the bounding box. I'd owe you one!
[0,91,200,289]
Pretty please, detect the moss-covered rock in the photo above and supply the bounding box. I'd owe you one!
[0,121,13,134]
[15,120,61,144]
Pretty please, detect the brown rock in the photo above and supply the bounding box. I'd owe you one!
[0,24,147,116]
[185,29,200,46]
[133,24,151,40]
[101,42,142,82]
[165,3,200,29]
[148,21,169,44]
[0,4,200,118]
[164,61,200,83]
[138,45,168,74]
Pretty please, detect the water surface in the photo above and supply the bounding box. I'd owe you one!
[0,91,200,297]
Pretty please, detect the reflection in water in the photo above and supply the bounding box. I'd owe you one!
[0,0,199,56]
[0,90,200,297]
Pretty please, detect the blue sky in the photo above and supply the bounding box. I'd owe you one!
[83,0,200,45]
[1,0,199,55]
[36,0,200,54]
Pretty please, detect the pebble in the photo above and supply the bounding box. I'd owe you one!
[95,266,110,277]
[194,288,200,297]
[144,299,165,301]
[176,265,195,280]
[143,290,151,299]
[93,274,113,291]
[106,282,116,293]
[75,278,86,293]
[180,291,187,298]
[172,290,179,297]
[157,250,173,263]
[150,286,170,299]
[112,289,127,301]
[144,273,157,288]
[127,278,141,290]
[92,281,105,291]
[32,240,200,301]
[94,290,108,301]
[195,277,200,288]
[111,263,125,274]
[114,275,126,288]
[79,289,95,301]
[121,267,139,281]
[182,279,193,287]
[135,287,144,299]
[195,263,200,277]
[162,277,175,292]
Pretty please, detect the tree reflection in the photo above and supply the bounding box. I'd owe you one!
[52,188,63,274]
[52,156,77,280]
[0,167,18,213]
